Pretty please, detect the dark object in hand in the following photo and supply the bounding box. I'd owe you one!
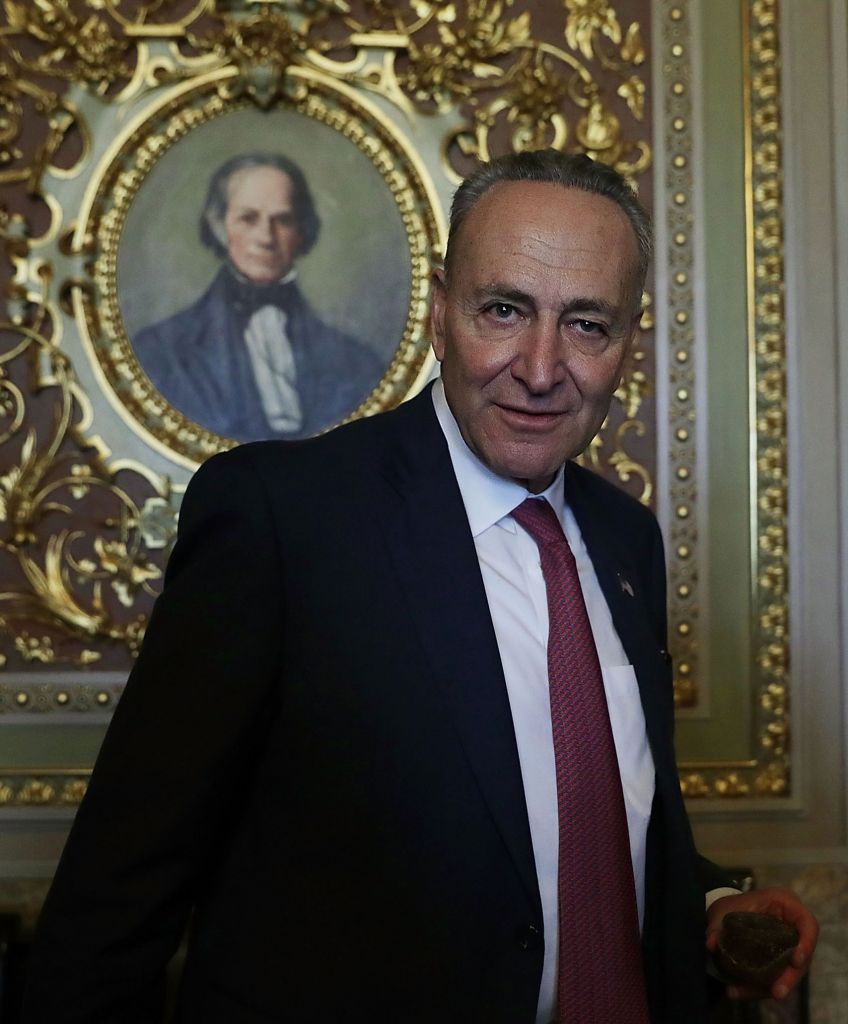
[716,912,799,987]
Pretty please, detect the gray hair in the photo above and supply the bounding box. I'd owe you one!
[444,149,652,291]
[200,152,321,259]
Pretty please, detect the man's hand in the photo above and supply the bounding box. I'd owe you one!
[705,888,819,1001]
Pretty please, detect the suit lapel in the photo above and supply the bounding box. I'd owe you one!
[374,390,541,913]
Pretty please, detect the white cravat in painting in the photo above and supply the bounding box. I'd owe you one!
[243,305,304,432]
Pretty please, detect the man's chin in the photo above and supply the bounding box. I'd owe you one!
[235,262,289,285]
[245,272,282,285]
[487,456,564,493]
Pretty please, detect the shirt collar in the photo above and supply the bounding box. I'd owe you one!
[431,377,566,539]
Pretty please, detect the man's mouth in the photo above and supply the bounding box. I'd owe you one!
[497,405,567,429]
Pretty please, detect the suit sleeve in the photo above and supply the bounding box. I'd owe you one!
[23,447,286,1022]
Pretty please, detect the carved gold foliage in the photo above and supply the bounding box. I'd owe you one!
[0,0,654,820]
[1,0,133,91]
[679,772,710,799]
[0,772,89,805]
[0,314,172,668]
[681,771,752,800]
[0,0,654,683]
[564,0,622,60]
[189,7,308,101]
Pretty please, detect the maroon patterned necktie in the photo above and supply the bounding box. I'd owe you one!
[511,498,650,1024]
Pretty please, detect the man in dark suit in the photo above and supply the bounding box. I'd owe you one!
[24,151,816,1022]
[133,153,383,441]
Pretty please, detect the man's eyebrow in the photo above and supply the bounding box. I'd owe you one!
[560,297,620,318]
[469,286,623,319]
[230,203,295,216]
[470,284,535,306]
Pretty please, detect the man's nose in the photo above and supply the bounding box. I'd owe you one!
[511,318,567,393]
[255,218,277,246]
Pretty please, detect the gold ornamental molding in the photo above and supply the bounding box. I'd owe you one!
[0,0,654,804]
[0,768,91,807]
[672,0,790,799]
[659,0,700,709]
[741,0,789,798]
[75,65,442,465]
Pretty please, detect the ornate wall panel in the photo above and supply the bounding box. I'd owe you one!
[655,0,790,800]
[0,0,794,812]
[0,0,657,804]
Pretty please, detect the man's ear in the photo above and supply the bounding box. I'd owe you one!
[629,307,643,345]
[430,268,447,362]
[624,298,644,353]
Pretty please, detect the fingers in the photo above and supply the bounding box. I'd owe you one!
[704,885,818,1004]
[726,969,796,1002]
[769,964,803,1000]
[791,909,819,959]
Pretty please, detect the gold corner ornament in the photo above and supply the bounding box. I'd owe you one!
[1,0,654,709]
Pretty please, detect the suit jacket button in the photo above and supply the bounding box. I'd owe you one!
[517,924,542,951]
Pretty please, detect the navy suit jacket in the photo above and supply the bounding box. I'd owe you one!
[133,269,383,442]
[25,386,726,1022]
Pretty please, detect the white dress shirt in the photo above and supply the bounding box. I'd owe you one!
[432,379,655,1024]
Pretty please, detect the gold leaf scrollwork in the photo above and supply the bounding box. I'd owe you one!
[0,310,173,667]
[191,9,309,107]
[0,1,655,802]
[564,0,622,61]
[1,0,133,91]
[503,53,570,153]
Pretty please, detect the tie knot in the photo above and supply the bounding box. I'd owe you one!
[511,497,566,548]
[227,271,299,316]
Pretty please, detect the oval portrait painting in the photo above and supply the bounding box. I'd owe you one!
[117,106,414,444]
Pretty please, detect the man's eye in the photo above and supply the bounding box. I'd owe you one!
[489,303,517,320]
[574,319,604,335]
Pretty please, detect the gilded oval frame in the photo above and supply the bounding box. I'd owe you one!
[75,66,444,467]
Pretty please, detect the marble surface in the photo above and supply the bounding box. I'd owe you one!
[756,863,848,1024]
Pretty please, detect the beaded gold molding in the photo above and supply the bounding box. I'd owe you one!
[676,0,790,798]
[659,0,701,710]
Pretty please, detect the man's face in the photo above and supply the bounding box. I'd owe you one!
[431,181,643,493]
[223,166,302,285]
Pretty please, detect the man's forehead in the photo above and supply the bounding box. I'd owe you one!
[226,165,294,201]
[465,180,633,238]
[459,182,637,264]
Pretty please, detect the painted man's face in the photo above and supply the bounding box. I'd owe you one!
[224,166,302,285]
